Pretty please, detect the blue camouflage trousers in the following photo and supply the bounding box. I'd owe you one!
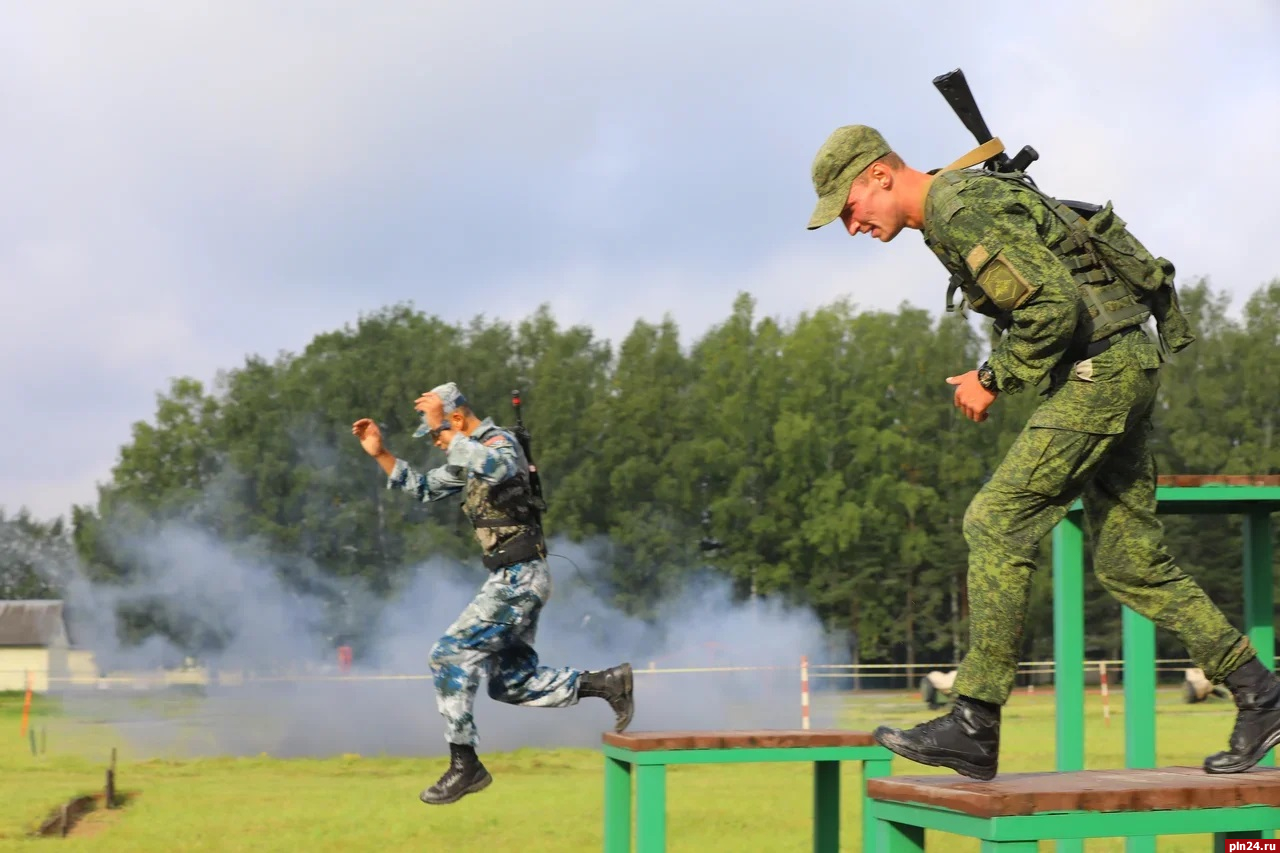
[430,557,581,746]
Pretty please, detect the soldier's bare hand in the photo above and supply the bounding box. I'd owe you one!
[946,371,997,423]
[414,393,444,422]
[352,418,385,456]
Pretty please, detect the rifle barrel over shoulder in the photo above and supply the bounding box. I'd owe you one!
[933,68,1039,177]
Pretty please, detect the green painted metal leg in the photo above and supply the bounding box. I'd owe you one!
[862,759,893,853]
[1123,605,1158,768]
[1244,510,1275,768]
[875,818,924,853]
[1053,517,1086,853]
[635,764,666,853]
[813,760,839,853]
[604,755,633,853]
[980,841,1038,853]
[1123,605,1157,853]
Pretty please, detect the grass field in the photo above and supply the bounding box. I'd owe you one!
[0,685,1261,852]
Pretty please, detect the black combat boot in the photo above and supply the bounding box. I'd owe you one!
[419,743,493,805]
[873,695,1001,781]
[578,662,635,732]
[1203,657,1280,774]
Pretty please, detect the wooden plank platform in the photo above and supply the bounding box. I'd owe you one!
[867,766,1280,818]
[1157,474,1280,487]
[603,729,878,751]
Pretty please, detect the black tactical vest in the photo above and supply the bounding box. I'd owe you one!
[459,423,547,570]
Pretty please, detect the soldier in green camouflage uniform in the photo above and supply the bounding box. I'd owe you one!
[806,125,1280,780]
[353,383,634,804]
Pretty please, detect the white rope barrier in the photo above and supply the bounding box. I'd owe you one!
[6,656,1202,690]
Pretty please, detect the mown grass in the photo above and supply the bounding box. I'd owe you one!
[0,686,1256,852]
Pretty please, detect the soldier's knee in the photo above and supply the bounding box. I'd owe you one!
[430,637,459,671]
[963,489,999,546]
[1094,548,1179,592]
[1091,552,1126,588]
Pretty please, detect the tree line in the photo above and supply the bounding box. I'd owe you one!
[4,277,1277,674]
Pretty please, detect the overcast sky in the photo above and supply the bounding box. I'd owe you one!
[2,1,1277,523]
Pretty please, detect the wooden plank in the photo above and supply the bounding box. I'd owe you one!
[867,766,1280,818]
[1157,474,1280,487]
[602,729,877,751]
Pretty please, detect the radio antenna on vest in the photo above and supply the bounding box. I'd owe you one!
[510,389,546,511]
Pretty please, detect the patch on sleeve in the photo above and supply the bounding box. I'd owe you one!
[976,251,1038,311]
[483,435,507,447]
[965,243,991,274]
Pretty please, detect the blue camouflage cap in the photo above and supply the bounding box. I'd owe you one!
[412,381,469,438]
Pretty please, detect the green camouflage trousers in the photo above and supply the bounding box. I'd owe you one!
[953,339,1255,705]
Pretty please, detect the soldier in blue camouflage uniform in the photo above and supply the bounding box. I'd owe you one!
[806,125,1280,780]
[353,382,634,804]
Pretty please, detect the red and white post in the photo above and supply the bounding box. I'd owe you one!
[801,655,811,730]
[1100,660,1111,726]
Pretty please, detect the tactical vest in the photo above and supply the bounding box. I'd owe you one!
[927,170,1152,347]
[460,424,547,570]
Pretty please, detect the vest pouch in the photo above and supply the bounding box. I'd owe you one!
[488,474,540,526]
[1081,204,1172,292]
[1081,202,1195,355]
[1145,280,1197,355]
[482,529,547,570]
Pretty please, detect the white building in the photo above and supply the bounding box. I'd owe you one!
[0,600,96,692]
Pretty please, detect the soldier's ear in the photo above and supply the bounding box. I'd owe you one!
[450,409,466,429]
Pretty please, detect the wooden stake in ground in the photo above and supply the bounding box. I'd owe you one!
[105,748,118,809]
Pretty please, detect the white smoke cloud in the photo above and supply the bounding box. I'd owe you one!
[44,518,838,760]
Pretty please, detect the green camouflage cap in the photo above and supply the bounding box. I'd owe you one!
[806,125,892,230]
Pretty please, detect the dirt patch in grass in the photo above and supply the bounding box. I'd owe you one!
[34,791,139,839]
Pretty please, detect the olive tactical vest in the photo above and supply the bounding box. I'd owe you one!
[925,170,1151,346]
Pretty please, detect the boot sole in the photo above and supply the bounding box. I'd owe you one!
[615,664,635,733]
[419,770,493,805]
[873,728,997,782]
[1203,726,1280,774]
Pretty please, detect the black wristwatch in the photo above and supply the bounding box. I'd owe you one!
[977,362,999,393]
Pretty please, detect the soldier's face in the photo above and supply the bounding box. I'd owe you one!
[431,425,453,450]
[839,167,905,242]
[421,414,453,450]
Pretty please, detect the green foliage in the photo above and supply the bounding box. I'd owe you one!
[0,509,74,600]
[4,278,1278,671]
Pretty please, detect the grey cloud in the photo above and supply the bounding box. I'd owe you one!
[2,1,1276,519]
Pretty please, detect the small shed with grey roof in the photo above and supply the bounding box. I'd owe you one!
[0,600,73,692]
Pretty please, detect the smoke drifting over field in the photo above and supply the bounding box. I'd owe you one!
[47,522,841,759]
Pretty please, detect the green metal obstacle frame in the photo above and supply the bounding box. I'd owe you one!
[867,766,1280,852]
[596,476,1280,851]
[601,730,894,853]
[866,475,1280,852]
